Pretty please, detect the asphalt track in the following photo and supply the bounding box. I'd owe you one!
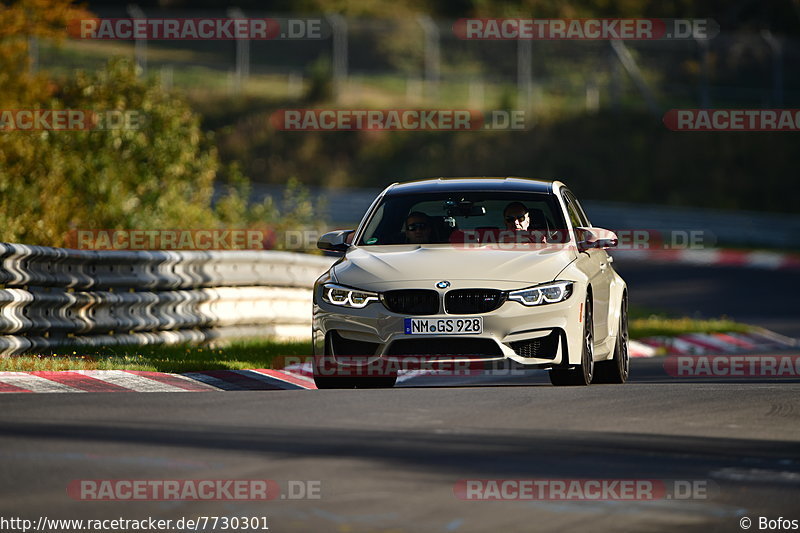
[1,357,799,533]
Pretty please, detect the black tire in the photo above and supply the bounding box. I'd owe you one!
[313,375,348,389]
[549,295,594,386]
[594,295,630,384]
[353,376,398,389]
[313,375,397,389]
[313,338,397,389]
[313,343,397,389]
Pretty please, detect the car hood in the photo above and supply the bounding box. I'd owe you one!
[333,244,577,290]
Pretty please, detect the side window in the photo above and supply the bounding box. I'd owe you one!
[563,194,583,229]
[359,203,385,244]
[567,191,591,226]
[562,191,586,245]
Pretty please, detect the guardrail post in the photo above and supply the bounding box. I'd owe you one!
[761,30,784,107]
[228,7,250,94]
[610,40,660,117]
[327,14,348,102]
[417,15,440,100]
[517,39,532,110]
[697,38,710,108]
[28,36,38,73]
[127,4,147,75]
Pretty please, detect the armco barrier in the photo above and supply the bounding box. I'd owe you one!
[0,243,336,356]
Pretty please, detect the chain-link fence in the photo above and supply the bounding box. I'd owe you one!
[34,9,800,115]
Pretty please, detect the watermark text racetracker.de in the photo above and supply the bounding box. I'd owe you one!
[453,478,716,500]
[270,109,528,131]
[453,18,718,40]
[0,110,143,131]
[69,17,328,40]
[67,229,269,251]
[446,229,713,251]
[68,479,322,501]
[663,109,800,131]
[665,355,800,378]
[281,355,527,379]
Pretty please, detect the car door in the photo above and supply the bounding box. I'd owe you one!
[563,190,612,346]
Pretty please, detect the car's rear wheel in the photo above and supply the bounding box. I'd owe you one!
[594,294,630,384]
[549,295,594,386]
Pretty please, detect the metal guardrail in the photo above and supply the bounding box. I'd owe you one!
[0,243,336,356]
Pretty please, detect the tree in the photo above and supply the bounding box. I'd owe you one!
[0,0,314,247]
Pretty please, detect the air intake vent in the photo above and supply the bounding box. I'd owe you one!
[382,290,439,315]
[445,289,506,314]
[327,331,379,356]
[386,338,502,357]
[510,330,560,359]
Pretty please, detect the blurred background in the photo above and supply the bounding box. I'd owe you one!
[1,0,799,249]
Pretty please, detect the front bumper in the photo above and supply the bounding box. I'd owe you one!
[312,283,587,369]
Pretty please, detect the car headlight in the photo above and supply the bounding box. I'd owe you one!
[321,283,379,308]
[508,281,574,306]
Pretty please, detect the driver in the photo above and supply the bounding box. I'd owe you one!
[503,202,530,231]
[404,212,433,244]
[502,202,543,245]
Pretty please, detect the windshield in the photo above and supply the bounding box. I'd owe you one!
[357,191,567,246]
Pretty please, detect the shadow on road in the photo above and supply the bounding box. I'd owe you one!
[0,418,798,480]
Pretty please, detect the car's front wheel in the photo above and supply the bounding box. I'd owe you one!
[313,375,397,389]
[593,294,630,384]
[313,351,398,389]
[549,295,594,386]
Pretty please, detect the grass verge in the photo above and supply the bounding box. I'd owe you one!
[0,339,311,373]
[629,305,753,339]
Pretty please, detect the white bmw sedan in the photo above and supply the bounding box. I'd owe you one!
[312,177,629,388]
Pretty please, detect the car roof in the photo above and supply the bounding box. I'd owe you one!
[384,177,558,196]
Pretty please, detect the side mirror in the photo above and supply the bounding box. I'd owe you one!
[317,230,355,253]
[576,227,618,251]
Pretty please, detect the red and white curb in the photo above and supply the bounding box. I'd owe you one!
[634,330,797,357]
[613,248,800,270]
[0,369,317,394]
[629,340,658,358]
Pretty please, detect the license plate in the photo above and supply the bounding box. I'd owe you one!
[404,317,483,335]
